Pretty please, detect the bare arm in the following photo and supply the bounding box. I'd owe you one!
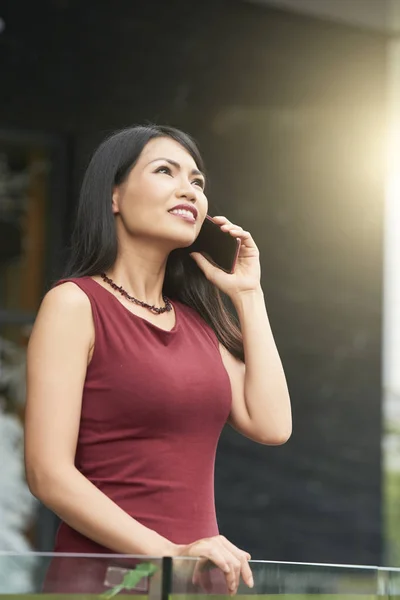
[25,282,175,555]
[190,216,291,446]
[220,288,292,445]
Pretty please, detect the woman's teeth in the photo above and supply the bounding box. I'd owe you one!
[170,209,195,219]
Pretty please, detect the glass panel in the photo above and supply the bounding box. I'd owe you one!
[4,555,400,597]
[171,557,379,598]
[0,552,164,597]
[385,567,400,599]
[0,323,35,561]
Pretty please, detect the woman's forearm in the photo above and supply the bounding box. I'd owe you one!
[29,465,176,556]
[233,287,292,443]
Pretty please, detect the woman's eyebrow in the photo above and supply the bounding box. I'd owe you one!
[148,157,205,179]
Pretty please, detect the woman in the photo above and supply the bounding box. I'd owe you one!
[25,125,291,594]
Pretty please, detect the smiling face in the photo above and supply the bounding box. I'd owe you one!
[112,136,208,251]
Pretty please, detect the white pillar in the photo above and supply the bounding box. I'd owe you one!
[383,38,400,403]
[383,0,400,565]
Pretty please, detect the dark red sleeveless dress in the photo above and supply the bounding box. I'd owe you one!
[44,276,232,593]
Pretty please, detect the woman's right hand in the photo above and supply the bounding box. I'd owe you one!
[174,535,254,596]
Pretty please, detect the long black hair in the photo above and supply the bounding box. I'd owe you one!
[65,125,244,361]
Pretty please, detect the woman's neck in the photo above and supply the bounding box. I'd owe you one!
[107,243,169,306]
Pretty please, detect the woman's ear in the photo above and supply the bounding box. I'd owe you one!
[112,187,120,214]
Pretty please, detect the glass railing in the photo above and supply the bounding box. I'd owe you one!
[0,552,164,598]
[1,552,400,598]
[170,557,391,598]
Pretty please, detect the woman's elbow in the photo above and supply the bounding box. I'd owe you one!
[268,427,292,445]
[259,423,292,446]
[25,459,70,505]
[25,462,50,501]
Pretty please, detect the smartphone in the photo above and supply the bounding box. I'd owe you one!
[187,215,241,274]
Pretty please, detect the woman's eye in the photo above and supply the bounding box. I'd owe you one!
[193,178,205,189]
[156,166,172,175]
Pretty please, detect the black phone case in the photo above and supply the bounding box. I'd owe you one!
[187,216,240,274]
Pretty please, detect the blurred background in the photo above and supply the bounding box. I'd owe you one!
[1,0,400,586]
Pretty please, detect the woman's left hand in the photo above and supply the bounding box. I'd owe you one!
[190,216,261,299]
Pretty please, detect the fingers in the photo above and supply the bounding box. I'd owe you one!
[219,536,254,589]
[212,216,254,247]
[204,537,250,595]
[189,252,220,280]
[191,540,231,575]
[213,215,242,235]
[183,536,252,596]
[205,545,239,595]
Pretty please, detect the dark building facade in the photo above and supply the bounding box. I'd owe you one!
[0,0,385,565]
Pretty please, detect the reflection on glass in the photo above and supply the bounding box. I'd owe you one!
[171,557,382,598]
[0,553,163,596]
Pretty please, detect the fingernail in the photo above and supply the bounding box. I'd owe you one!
[249,576,254,588]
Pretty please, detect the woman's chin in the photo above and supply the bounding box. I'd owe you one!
[165,230,198,250]
[171,238,196,251]
[153,224,199,252]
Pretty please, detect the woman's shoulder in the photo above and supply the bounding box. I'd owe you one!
[43,278,92,313]
[31,279,94,346]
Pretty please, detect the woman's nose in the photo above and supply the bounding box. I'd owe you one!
[177,183,196,202]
